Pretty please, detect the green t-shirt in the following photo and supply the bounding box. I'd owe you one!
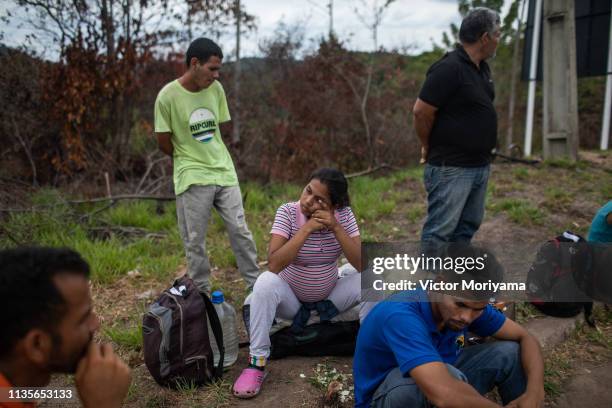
[154,79,238,195]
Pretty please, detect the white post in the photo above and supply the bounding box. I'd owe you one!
[600,0,612,151]
[524,0,543,157]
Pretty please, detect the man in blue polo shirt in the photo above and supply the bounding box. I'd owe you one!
[354,247,544,408]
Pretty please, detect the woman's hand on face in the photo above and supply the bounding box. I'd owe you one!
[312,200,338,231]
[305,216,325,233]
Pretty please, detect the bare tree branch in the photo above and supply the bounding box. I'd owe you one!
[10,116,38,187]
[68,194,175,204]
[345,163,396,178]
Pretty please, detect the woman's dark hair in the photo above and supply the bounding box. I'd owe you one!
[185,37,223,67]
[309,168,350,208]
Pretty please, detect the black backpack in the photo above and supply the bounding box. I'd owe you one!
[526,231,595,326]
[572,241,612,305]
[142,276,225,388]
[241,304,359,359]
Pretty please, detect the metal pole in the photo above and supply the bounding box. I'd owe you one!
[506,0,527,154]
[234,0,241,144]
[329,0,334,39]
[524,0,543,157]
[600,0,612,150]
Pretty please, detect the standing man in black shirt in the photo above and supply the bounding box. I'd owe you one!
[413,7,501,256]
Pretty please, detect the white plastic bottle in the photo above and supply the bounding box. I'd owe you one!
[208,290,239,368]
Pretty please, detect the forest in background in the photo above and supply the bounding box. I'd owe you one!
[0,0,607,191]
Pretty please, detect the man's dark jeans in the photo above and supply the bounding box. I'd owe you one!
[371,341,527,407]
[421,163,490,256]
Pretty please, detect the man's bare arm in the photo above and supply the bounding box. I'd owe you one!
[156,132,173,157]
[412,98,438,163]
[493,319,545,407]
[219,121,233,142]
[410,362,500,407]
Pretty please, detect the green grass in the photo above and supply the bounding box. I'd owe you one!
[173,378,199,395]
[485,176,526,200]
[542,187,573,211]
[125,382,139,404]
[584,327,612,349]
[406,204,425,224]
[514,302,544,324]
[544,158,589,171]
[489,198,545,226]
[2,163,607,287]
[0,165,547,282]
[544,376,563,398]
[350,175,402,220]
[103,322,143,352]
[201,379,232,407]
[0,194,185,283]
[2,170,409,283]
[104,201,177,231]
[543,342,575,398]
[512,167,530,181]
[0,183,281,282]
[400,166,424,181]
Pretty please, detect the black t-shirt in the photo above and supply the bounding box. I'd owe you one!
[418,45,497,167]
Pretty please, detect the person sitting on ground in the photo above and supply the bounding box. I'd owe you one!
[587,200,612,306]
[232,168,364,399]
[0,247,132,408]
[587,200,612,243]
[353,245,545,408]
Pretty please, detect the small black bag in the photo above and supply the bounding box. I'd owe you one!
[142,276,225,388]
[270,321,360,359]
[572,241,612,304]
[242,304,359,359]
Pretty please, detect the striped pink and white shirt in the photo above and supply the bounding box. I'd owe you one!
[270,201,360,302]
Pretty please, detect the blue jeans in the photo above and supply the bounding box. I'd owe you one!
[370,341,527,408]
[421,164,490,256]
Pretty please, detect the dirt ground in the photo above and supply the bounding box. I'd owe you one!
[551,360,612,408]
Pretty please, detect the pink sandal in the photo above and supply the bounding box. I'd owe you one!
[233,367,268,398]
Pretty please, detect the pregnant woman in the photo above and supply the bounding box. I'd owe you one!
[233,168,363,398]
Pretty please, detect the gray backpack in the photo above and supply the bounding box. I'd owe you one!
[143,275,224,388]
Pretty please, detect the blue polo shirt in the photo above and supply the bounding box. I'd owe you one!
[588,201,612,243]
[353,289,506,408]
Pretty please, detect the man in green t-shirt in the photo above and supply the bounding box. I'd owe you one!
[154,37,259,292]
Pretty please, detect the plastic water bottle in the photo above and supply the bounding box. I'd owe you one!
[208,290,239,368]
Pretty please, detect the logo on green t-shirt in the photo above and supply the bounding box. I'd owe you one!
[189,108,217,143]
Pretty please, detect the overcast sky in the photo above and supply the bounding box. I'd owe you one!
[0,0,515,58]
[230,0,464,55]
[213,0,513,57]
